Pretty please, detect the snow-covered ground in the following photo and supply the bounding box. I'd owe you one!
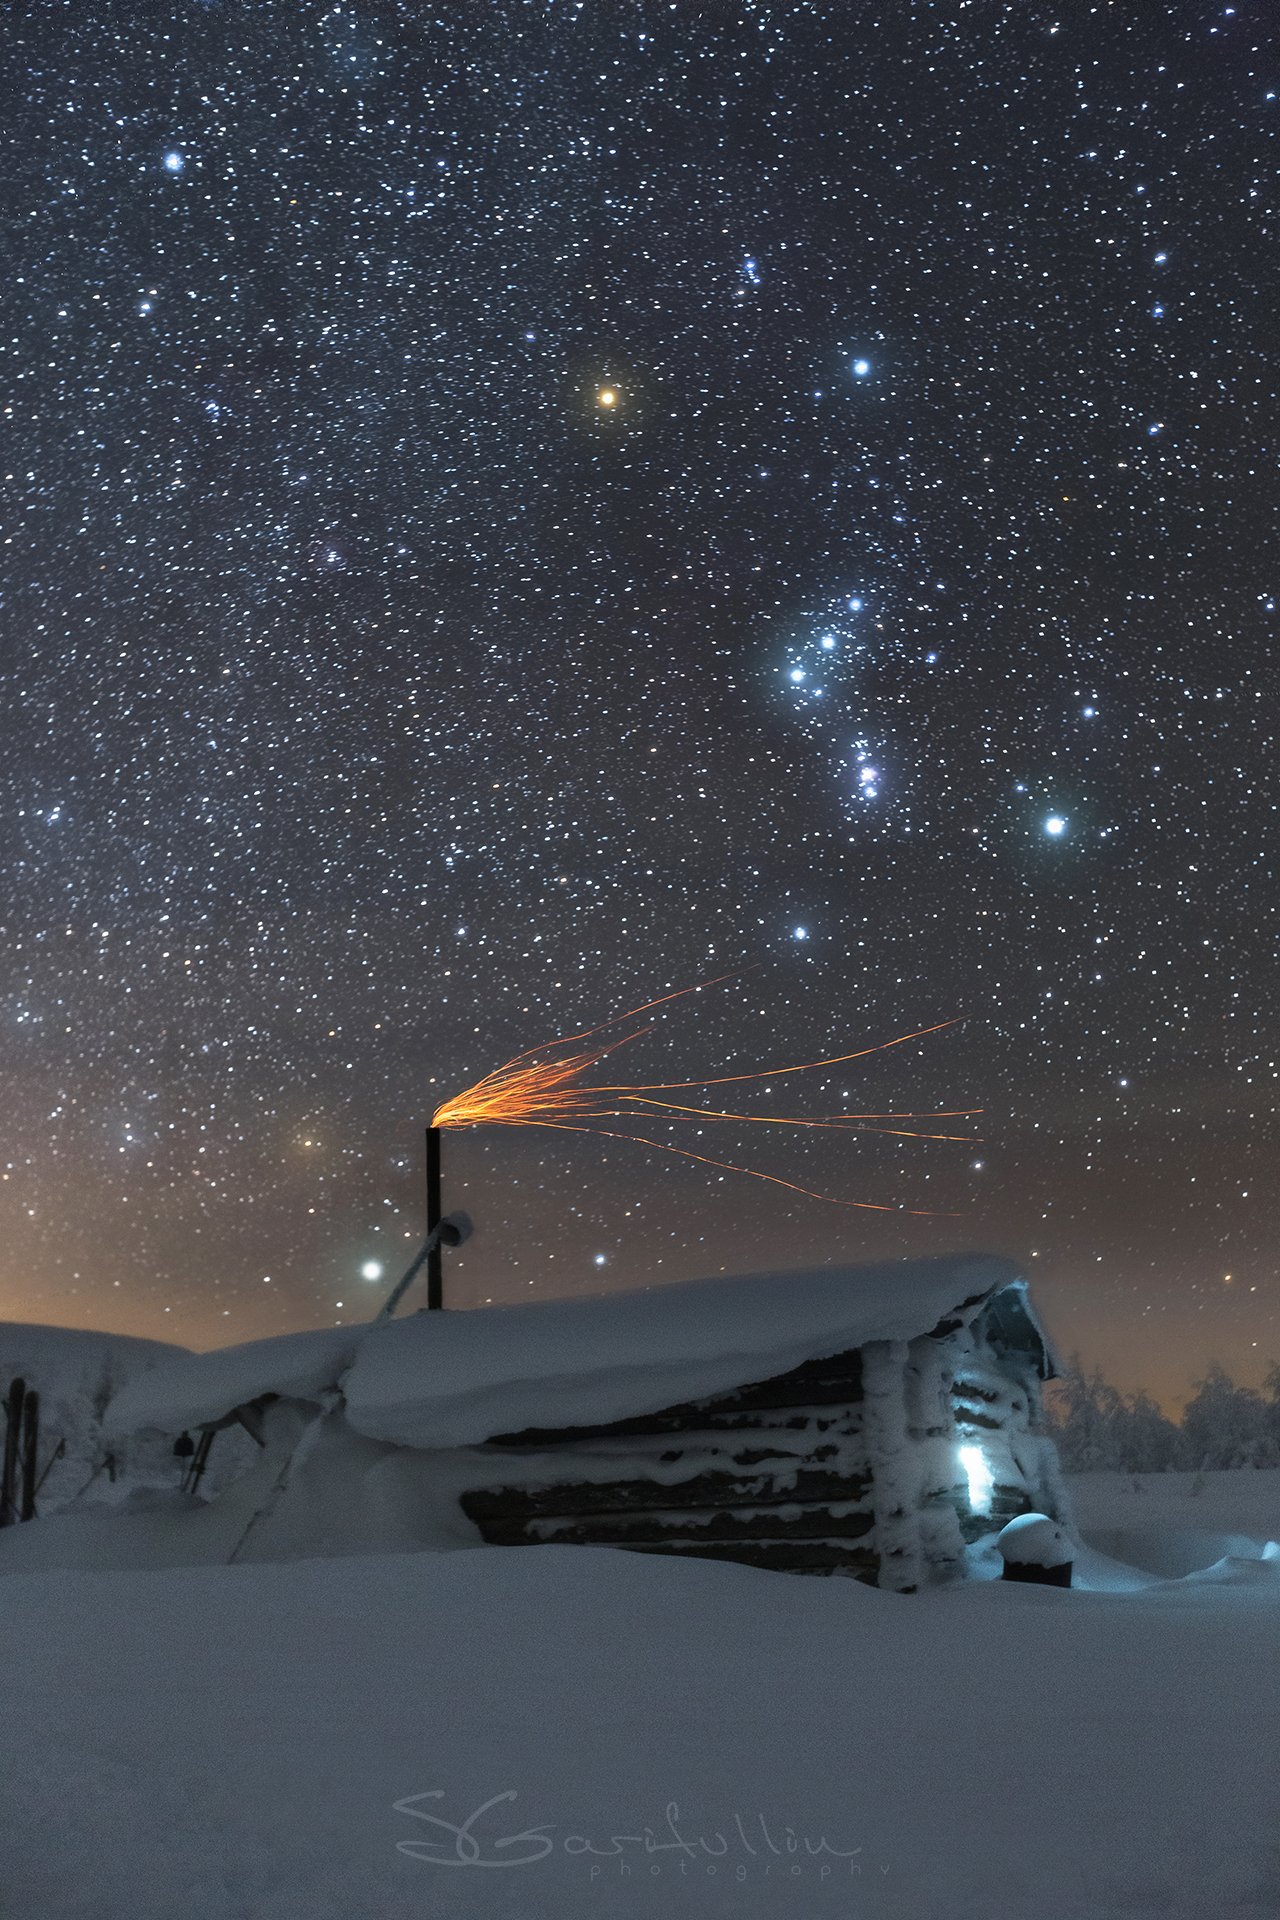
[1,1471,1277,1920]
[1071,1468,1280,1578]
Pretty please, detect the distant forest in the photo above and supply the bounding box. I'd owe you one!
[1046,1360,1280,1473]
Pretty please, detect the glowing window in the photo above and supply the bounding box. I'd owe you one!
[958,1444,994,1515]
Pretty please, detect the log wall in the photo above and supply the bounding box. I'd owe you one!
[459,1345,878,1578]
[456,1298,1062,1588]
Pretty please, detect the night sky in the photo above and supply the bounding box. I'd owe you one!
[3,1,1276,1406]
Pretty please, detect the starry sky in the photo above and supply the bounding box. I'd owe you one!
[2,0,1276,1406]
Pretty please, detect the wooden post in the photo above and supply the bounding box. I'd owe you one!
[0,1378,24,1528]
[426,1124,443,1310]
[20,1389,39,1522]
[186,1427,216,1498]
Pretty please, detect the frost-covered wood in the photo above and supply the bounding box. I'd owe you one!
[860,1339,921,1591]
[906,1334,967,1583]
[462,1346,875,1571]
[460,1280,1066,1589]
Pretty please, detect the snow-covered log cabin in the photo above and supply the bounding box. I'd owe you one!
[104,1254,1069,1591]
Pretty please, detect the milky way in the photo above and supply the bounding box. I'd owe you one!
[2,2,1276,1400]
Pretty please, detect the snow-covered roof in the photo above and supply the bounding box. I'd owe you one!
[104,1324,362,1440]
[106,1253,1032,1447]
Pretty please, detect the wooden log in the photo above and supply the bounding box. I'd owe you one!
[953,1487,1034,1543]
[953,1409,1006,1432]
[20,1389,39,1522]
[502,1432,857,1484]
[483,1503,875,1549]
[488,1349,863,1446]
[460,1463,872,1527]
[543,1427,855,1472]
[625,1538,880,1576]
[0,1378,24,1529]
[953,1376,1004,1403]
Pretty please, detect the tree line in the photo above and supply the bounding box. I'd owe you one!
[1046,1359,1280,1473]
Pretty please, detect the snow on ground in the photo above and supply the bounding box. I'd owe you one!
[1071,1468,1280,1578]
[1,1476,1278,1920]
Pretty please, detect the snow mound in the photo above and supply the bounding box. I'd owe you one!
[1070,1469,1280,1580]
[997,1513,1073,1567]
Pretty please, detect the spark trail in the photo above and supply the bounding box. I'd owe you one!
[432,978,978,1212]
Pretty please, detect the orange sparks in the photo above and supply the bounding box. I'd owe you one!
[431,977,979,1211]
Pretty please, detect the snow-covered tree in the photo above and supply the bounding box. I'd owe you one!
[1047,1360,1182,1472]
[1111,1389,1184,1474]
[1046,1358,1127,1471]
[1180,1364,1280,1471]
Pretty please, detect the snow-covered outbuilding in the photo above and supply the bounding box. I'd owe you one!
[104,1253,1068,1590]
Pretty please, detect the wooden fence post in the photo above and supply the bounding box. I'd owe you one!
[20,1389,39,1522]
[0,1378,25,1527]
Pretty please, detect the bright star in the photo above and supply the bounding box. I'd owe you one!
[789,667,806,683]
[1043,815,1068,837]
[163,151,185,173]
[851,358,871,377]
[848,596,863,611]
[360,1260,383,1280]
[596,386,618,409]
[593,1253,607,1266]
[820,634,836,650]
[792,925,809,941]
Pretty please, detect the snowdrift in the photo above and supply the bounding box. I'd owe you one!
[1,1529,1277,1920]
